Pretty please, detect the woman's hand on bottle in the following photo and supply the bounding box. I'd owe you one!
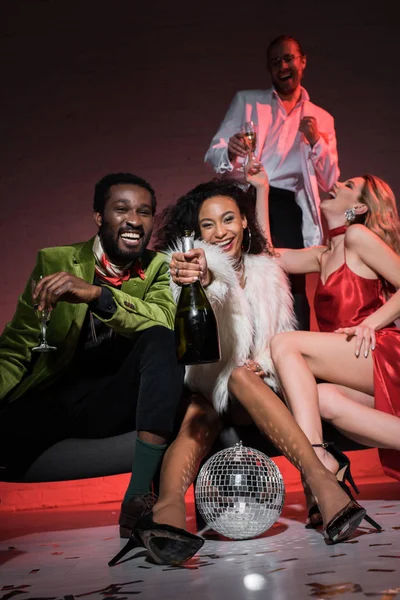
[245,160,268,189]
[170,248,212,287]
[334,323,376,358]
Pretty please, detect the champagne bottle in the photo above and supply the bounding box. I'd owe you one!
[174,231,221,365]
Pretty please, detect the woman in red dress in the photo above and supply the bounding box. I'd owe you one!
[249,165,400,527]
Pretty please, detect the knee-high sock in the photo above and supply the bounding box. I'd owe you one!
[123,438,167,502]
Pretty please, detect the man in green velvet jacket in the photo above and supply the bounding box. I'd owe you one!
[0,172,184,539]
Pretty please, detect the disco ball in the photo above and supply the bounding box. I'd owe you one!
[195,441,285,540]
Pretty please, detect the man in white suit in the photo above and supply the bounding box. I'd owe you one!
[205,34,340,330]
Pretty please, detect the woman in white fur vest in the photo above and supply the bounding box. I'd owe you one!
[129,172,369,566]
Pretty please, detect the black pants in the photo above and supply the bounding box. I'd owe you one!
[269,186,310,331]
[0,326,184,478]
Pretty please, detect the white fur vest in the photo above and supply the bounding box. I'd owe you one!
[166,240,297,414]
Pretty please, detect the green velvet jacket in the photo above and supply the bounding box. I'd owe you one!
[0,237,175,403]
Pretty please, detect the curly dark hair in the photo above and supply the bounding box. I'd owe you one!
[154,178,271,255]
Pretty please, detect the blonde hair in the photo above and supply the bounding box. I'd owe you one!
[353,174,400,255]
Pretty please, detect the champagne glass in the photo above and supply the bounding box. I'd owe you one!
[240,120,257,166]
[31,277,57,353]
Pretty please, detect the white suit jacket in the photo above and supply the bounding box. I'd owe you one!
[204,88,340,247]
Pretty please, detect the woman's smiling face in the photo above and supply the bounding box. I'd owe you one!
[198,195,247,260]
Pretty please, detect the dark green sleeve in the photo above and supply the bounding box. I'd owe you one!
[91,259,176,334]
[0,253,44,401]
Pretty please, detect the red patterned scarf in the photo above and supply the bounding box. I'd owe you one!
[92,235,145,286]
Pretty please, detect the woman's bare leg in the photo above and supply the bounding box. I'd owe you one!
[228,367,353,528]
[318,383,400,450]
[270,330,375,472]
[152,394,222,529]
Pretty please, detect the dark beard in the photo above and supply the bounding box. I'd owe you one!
[272,72,299,96]
[99,220,150,265]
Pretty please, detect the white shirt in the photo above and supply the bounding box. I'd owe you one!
[204,88,340,247]
[261,89,307,191]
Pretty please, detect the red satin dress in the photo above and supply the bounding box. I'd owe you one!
[314,253,400,481]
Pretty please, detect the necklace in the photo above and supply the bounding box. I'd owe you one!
[328,225,348,238]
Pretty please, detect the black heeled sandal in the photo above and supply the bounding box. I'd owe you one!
[109,512,204,567]
[133,512,204,565]
[305,504,323,529]
[108,536,141,567]
[324,499,366,543]
[339,480,382,531]
[324,480,382,543]
[306,442,360,529]
[318,442,359,492]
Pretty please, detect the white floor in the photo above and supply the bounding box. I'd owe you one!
[1,494,400,600]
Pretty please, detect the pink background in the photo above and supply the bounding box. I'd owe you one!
[0,1,396,509]
[1,1,397,330]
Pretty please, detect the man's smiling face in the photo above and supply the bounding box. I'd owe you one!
[267,39,306,98]
[94,184,154,265]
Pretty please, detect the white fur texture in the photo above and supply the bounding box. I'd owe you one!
[166,239,297,414]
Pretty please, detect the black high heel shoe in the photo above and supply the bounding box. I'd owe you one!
[340,480,382,531]
[318,442,359,493]
[324,480,382,544]
[305,504,323,529]
[306,442,359,529]
[134,512,204,565]
[324,499,366,543]
[109,512,204,567]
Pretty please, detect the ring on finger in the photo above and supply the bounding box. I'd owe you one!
[176,268,180,277]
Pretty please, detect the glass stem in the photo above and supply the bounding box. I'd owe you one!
[40,315,48,345]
